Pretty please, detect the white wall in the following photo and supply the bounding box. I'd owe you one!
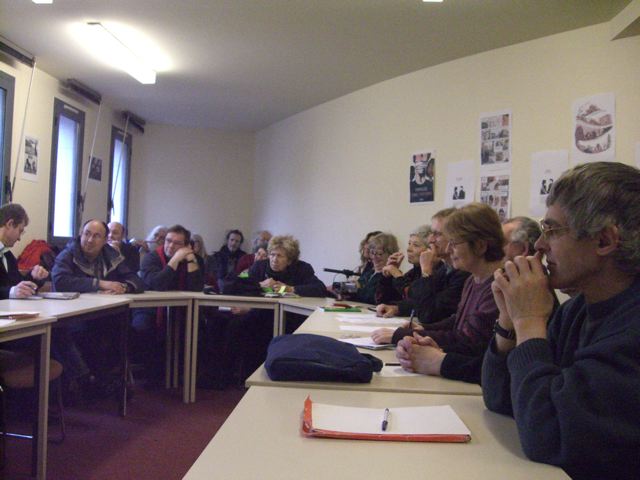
[254,23,640,284]
[129,124,255,254]
[0,55,135,253]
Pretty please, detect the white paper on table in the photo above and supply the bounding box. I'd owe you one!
[376,366,422,377]
[337,315,405,327]
[0,311,40,319]
[338,325,379,333]
[311,403,471,436]
[339,337,394,350]
[0,319,16,327]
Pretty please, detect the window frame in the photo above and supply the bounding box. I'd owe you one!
[107,125,132,227]
[0,70,15,204]
[47,97,85,247]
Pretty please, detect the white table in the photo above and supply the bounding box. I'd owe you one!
[0,295,132,415]
[126,291,194,403]
[278,297,374,334]
[0,315,56,480]
[183,386,569,479]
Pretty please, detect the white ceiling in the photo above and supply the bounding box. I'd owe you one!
[0,0,631,132]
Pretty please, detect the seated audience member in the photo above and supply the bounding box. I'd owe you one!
[355,230,382,276]
[375,224,431,305]
[191,233,207,262]
[207,229,247,291]
[395,203,503,380]
[221,235,326,383]
[372,208,469,344]
[131,225,168,261]
[52,220,144,293]
[0,203,49,298]
[354,232,398,304]
[139,224,204,291]
[107,221,140,272]
[235,230,272,274]
[483,162,640,479]
[501,216,541,260]
[136,225,204,380]
[393,215,544,384]
[51,220,144,397]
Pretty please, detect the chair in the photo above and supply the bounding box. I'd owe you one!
[0,349,66,472]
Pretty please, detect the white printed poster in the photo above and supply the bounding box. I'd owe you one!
[571,93,615,164]
[409,150,435,204]
[529,150,569,218]
[444,160,475,208]
[480,110,512,170]
[21,136,39,182]
[480,173,510,222]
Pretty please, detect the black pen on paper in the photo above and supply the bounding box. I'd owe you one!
[408,309,415,331]
[381,408,390,431]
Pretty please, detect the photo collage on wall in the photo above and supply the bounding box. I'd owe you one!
[479,110,512,218]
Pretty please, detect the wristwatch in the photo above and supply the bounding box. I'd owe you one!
[493,320,516,340]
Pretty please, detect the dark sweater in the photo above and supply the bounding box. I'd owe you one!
[482,276,640,480]
[139,248,204,292]
[392,275,497,352]
[395,261,469,326]
[0,250,44,299]
[375,264,422,305]
[224,259,327,297]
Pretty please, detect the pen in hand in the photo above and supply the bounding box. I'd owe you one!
[381,408,390,432]
[408,309,415,332]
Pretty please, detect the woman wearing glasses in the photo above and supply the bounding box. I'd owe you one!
[394,203,503,384]
[353,232,399,305]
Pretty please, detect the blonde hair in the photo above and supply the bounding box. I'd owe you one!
[268,235,300,262]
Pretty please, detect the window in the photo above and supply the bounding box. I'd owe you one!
[108,126,131,226]
[0,71,14,204]
[48,98,84,245]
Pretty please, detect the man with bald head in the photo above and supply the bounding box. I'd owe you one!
[107,221,140,272]
[52,219,143,294]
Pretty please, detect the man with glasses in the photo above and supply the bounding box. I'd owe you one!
[373,208,470,344]
[483,162,640,479]
[52,219,143,400]
[136,224,204,382]
[52,219,143,293]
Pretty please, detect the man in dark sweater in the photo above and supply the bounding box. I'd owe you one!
[0,203,48,298]
[483,162,640,480]
[136,224,204,381]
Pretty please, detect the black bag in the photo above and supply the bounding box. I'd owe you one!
[265,334,383,383]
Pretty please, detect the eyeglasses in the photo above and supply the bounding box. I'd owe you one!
[446,239,466,250]
[539,220,571,241]
[368,250,386,257]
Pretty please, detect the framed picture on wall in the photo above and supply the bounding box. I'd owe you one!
[89,156,103,182]
[410,150,435,204]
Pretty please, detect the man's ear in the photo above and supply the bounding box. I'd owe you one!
[596,225,620,257]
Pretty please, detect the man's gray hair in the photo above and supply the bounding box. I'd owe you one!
[504,216,541,255]
[547,161,640,273]
[410,225,431,247]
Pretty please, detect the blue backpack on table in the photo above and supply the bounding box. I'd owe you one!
[265,333,383,383]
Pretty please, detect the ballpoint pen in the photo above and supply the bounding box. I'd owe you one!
[408,309,415,332]
[381,408,390,431]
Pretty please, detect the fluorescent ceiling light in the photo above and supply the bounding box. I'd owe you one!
[84,22,157,84]
[32,0,54,4]
[423,1,444,2]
